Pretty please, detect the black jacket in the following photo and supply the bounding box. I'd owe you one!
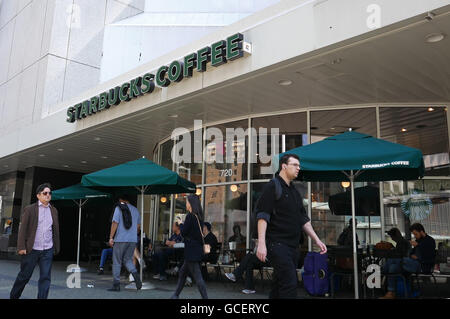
[180,213,204,262]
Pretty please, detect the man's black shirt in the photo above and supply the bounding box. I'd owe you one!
[412,234,436,265]
[256,175,310,248]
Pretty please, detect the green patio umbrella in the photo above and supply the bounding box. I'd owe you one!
[280,130,424,299]
[81,157,196,287]
[52,184,111,272]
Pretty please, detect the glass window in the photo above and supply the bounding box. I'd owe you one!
[173,128,203,185]
[156,194,172,242]
[160,140,174,171]
[204,184,248,250]
[251,112,307,180]
[310,108,379,247]
[380,107,449,176]
[205,120,248,183]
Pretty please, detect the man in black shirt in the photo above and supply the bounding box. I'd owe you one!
[380,223,436,299]
[255,154,327,299]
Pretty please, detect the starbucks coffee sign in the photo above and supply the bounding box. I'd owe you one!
[66,33,251,123]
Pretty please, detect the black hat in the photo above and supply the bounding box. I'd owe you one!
[386,227,401,238]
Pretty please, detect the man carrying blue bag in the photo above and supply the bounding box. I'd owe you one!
[255,154,327,299]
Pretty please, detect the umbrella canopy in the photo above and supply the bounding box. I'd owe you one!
[52,184,111,200]
[328,185,380,216]
[81,157,196,194]
[282,131,424,182]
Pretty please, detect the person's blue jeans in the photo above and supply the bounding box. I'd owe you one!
[99,248,113,268]
[233,253,265,290]
[153,248,176,276]
[384,257,421,292]
[10,248,54,299]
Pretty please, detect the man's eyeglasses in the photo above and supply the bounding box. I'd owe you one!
[41,191,52,196]
[287,163,300,168]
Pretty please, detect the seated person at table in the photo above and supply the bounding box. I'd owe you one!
[228,225,246,244]
[225,239,268,294]
[152,222,183,281]
[385,227,411,258]
[337,219,360,247]
[97,248,113,275]
[202,222,218,264]
[380,223,436,299]
[228,225,247,262]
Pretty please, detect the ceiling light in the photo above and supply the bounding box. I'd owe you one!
[196,188,202,196]
[63,165,69,168]
[3,165,9,168]
[428,107,435,112]
[39,154,45,157]
[230,185,238,192]
[278,79,293,86]
[401,128,407,132]
[169,114,178,118]
[101,156,108,159]
[81,161,87,164]
[94,137,101,141]
[160,196,167,203]
[425,33,445,43]
[331,58,342,65]
[57,148,64,152]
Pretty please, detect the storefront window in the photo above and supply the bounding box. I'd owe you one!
[380,107,449,176]
[204,184,248,250]
[205,120,248,183]
[310,108,379,247]
[380,106,450,243]
[251,112,307,180]
[160,140,174,171]
[173,128,203,185]
[156,194,172,242]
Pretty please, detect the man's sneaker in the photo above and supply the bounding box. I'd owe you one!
[129,273,135,282]
[97,268,104,275]
[159,275,168,281]
[152,274,160,280]
[242,289,256,294]
[225,273,237,282]
[185,276,193,286]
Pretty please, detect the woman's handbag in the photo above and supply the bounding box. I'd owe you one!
[195,214,211,254]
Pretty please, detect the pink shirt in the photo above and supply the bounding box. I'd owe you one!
[33,201,53,251]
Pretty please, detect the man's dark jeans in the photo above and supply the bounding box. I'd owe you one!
[153,248,176,276]
[267,242,299,299]
[10,248,54,299]
[233,253,265,290]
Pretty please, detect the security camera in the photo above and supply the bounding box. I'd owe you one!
[425,12,435,21]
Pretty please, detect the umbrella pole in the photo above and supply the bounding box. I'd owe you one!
[77,199,82,268]
[350,171,359,299]
[140,186,144,282]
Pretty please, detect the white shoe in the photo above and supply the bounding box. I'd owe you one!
[152,274,160,280]
[225,273,237,282]
[129,273,135,282]
[185,276,192,286]
[242,289,256,294]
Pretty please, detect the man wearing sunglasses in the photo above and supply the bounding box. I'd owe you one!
[10,183,60,299]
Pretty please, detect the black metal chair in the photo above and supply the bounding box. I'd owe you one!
[328,246,364,298]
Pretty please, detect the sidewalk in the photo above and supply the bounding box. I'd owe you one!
[0,259,313,299]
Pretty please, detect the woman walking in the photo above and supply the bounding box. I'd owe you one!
[171,195,208,299]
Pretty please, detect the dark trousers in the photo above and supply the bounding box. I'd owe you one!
[10,248,54,299]
[153,248,176,276]
[234,253,265,290]
[267,242,299,299]
[173,261,208,299]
